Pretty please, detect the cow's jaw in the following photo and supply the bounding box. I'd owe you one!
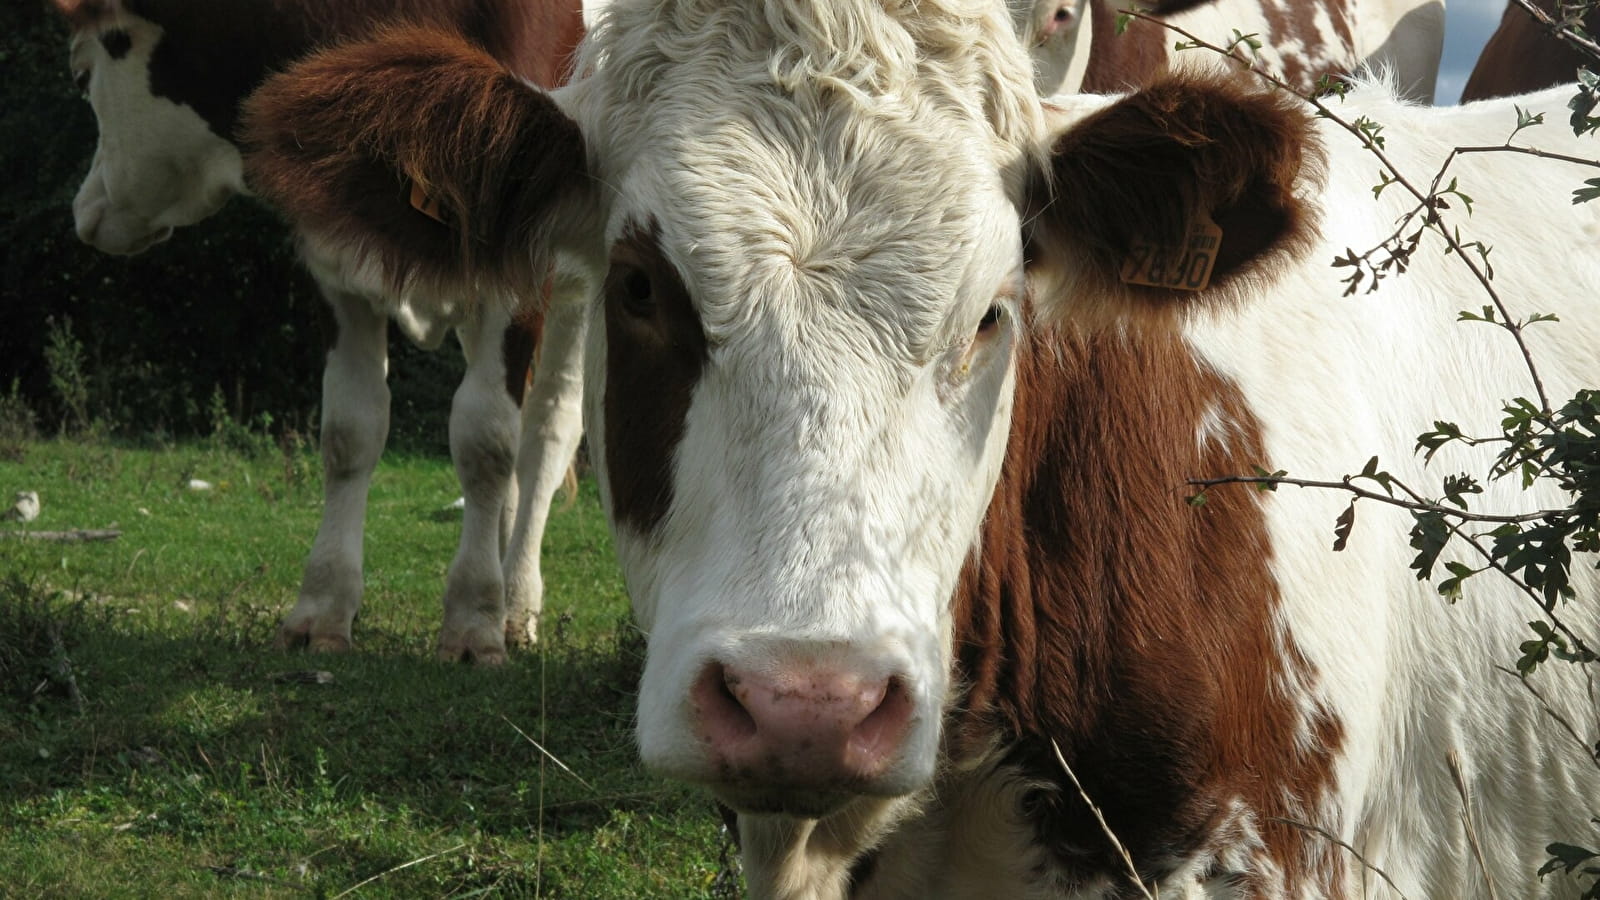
[68,15,243,255]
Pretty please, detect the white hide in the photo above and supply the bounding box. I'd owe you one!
[69,15,243,254]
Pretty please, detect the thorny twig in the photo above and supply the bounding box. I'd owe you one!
[1267,818,1413,899]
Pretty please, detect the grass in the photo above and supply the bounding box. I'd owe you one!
[0,437,736,899]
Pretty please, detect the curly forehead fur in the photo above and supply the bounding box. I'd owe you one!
[577,0,1047,176]
[570,0,1045,353]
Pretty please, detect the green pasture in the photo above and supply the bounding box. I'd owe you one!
[0,438,734,899]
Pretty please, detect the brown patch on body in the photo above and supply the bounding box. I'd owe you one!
[242,25,587,295]
[1081,0,1355,96]
[1027,72,1320,327]
[946,317,1345,892]
[1461,0,1599,101]
[602,222,709,532]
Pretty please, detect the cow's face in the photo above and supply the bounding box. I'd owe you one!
[55,3,243,255]
[562,4,1044,817]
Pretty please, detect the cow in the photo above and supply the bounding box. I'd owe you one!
[48,0,591,663]
[1008,0,1444,101]
[241,2,1600,897]
[1460,0,1599,102]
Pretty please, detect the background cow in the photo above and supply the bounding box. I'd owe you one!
[49,0,591,663]
[1460,0,1600,101]
[1009,0,1445,100]
[244,1,1599,897]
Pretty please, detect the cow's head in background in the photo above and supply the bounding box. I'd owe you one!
[243,0,1311,887]
[51,0,250,254]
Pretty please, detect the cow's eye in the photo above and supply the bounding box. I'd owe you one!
[977,304,1003,335]
[612,264,655,317]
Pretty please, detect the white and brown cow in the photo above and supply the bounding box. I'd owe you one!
[243,2,1600,896]
[50,0,591,662]
[1008,0,1444,101]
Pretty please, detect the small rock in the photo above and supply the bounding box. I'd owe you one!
[4,490,39,522]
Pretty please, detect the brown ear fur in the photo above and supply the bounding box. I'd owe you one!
[241,25,587,295]
[1026,72,1320,323]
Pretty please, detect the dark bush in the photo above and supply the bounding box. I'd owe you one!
[1,2,461,453]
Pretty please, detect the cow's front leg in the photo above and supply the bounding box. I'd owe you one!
[504,274,589,647]
[436,302,521,664]
[279,287,389,652]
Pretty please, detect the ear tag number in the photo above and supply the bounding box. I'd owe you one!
[408,178,447,225]
[1120,212,1223,291]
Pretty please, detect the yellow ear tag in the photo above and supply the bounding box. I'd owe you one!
[408,179,447,225]
[1119,211,1223,291]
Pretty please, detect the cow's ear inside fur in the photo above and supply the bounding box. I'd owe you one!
[242,25,588,296]
[1024,72,1319,323]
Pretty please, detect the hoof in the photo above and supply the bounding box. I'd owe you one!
[505,613,539,649]
[276,623,352,653]
[436,634,508,666]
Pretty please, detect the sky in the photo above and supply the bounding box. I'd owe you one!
[1437,0,1508,103]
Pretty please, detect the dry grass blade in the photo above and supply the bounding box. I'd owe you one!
[502,714,596,793]
[1050,739,1157,900]
[1448,750,1499,900]
[326,842,467,900]
[1267,818,1411,900]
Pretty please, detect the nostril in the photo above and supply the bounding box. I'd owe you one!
[694,662,757,744]
[848,677,912,766]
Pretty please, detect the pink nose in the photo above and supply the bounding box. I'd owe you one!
[691,661,913,791]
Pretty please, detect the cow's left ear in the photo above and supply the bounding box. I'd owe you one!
[1023,73,1318,320]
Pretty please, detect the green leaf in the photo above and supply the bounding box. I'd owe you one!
[1540,842,1599,877]
[1332,501,1357,552]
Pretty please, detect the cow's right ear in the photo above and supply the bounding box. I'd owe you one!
[242,25,590,296]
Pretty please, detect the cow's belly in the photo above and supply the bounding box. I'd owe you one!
[298,230,475,349]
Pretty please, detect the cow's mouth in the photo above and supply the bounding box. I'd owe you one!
[712,784,857,819]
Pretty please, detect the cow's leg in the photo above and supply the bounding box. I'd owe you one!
[436,302,521,664]
[278,288,389,652]
[504,274,589,647]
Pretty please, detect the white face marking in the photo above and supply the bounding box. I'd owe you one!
[568,1,1045,814]
[68,14,244,256]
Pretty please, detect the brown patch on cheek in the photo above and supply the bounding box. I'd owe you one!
[603,222,708,532]
[948,318,1344,891]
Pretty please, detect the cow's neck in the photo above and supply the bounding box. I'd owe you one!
[947,318,1346,892]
